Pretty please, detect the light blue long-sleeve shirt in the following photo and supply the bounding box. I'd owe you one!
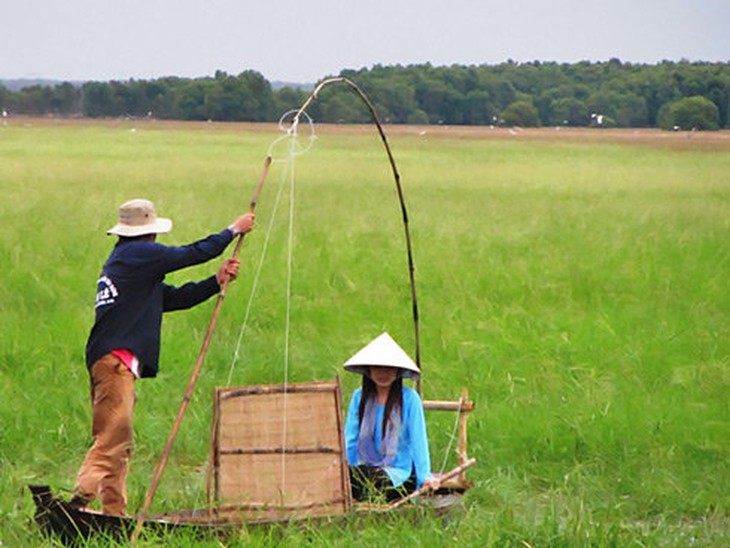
[345,386,434,487]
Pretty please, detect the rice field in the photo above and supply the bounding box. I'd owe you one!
[0,118,728,546]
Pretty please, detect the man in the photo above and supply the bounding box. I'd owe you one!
[71,198,254,516]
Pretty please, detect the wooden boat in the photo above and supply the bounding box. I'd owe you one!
[30,490,471,543]
[30,389,474,542]
[30,459,474,542]
[29,381,475,542]
[29,78,477,543]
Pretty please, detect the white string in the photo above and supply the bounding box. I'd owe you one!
[267,109,316,162]
[437,396,464,475]
[224,159,289,386]
[225,111,315,385]
[222,123,303,500]
[221,111,312,502]
[279,123,299,498]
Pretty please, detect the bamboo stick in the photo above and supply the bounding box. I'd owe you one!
[334,375,353,510]
[205,387,220,511]
[423,399,475,412]
[458,388,469,483]
[388,458,477,510]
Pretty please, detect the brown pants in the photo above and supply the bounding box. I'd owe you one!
[74,354,136,516]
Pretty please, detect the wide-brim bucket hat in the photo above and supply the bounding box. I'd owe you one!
[343,332,421,379]
[107,198,173,237]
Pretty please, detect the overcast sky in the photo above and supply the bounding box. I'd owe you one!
[3,0,728,83]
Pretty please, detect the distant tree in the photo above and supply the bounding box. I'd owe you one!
[413,72,463,124]
[273,86,308,118]
[613,92,649,127]
[658,96,720,130]
[500,100,540,127]
[534,87,566,126]
[136,78,179,118]
[704,72,730,128]
[6,61,730,127]
[43,83,80,114]
[474,71,515,114]
[183,70,276,122]
[493,79,517,112]
[175,79,215,120]
[369,81,416,123]
[233,70,276,121]
[462,89,495,125]
[550,97,590,126]
[0,84,14,112]
[406,109,430,125]
[82,82,124,117]
[442,65,479,94]
[635,66,681,125]
[16,85,54,114]
[314,86,369,123]
[587,90,648,127]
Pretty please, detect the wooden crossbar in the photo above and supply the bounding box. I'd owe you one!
[220,446,341,455]
[214,496,348,512]
[424,388,474,486]
[423,400,475,412]
[219,382,336,400]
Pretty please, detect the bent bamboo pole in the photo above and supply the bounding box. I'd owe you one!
[292,78,422,394]
[131,156,272,543]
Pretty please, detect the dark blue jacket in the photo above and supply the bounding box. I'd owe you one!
[85,229,234,377]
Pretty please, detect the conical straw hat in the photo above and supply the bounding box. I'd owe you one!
[343,332,420,379]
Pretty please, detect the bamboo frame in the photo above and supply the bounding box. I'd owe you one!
[207,378,352,522]
[333,376,353,510]
[423,388,474,488]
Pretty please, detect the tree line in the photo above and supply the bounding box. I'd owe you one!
[2,60,728,130]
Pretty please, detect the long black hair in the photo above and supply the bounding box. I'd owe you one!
[358,374,403,437]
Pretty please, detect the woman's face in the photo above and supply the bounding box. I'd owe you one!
[369,366,399,388]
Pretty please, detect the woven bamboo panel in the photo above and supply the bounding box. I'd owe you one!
[212,380,350,521]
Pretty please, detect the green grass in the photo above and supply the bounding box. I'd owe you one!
[0,121,728,546]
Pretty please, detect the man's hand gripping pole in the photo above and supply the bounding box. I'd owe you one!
[131,155,272,543]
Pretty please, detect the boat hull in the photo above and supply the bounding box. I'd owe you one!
[29,484,466,542]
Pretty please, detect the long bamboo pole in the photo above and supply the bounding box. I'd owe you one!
[387,457,477,510]
[131,156,272,543]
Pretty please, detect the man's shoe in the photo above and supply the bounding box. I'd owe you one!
[67,494,91,509]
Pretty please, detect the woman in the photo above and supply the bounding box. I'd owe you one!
[344,333,440,502]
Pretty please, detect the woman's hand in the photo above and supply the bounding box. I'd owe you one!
[422,477,441,491]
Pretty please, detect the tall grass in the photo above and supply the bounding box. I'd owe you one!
[0,121,728,545]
